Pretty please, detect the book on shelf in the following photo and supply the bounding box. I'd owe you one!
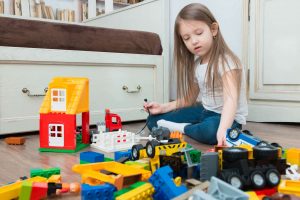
[0,0,4,14]
[81,2,88,21]
[14,0,22,16]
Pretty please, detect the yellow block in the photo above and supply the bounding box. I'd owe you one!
[0,176,47,200]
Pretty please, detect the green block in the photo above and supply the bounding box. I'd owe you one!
[104,157,114,162]
[30,167,60,178]
[19,181,32,200]
[125,161,150,171]
[80,160,90,164]
[184,149,201,164]
[39,143,89,153]
[114,182,146,198]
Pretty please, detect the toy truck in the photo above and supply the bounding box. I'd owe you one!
[218,143,289,190]
[226,128,281,148]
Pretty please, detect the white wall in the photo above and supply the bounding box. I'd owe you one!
[169,0,245,99]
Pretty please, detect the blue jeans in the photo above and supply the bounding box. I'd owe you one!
[147,103,241,145]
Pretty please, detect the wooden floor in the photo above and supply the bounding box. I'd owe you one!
[0,121,299,199]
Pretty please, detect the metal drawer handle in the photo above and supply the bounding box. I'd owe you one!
[122,85,141,93]
[22,87,48,97]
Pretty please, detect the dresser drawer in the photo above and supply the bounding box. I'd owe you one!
[0,48,165,134]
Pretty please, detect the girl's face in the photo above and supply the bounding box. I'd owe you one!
[179,19,217,63]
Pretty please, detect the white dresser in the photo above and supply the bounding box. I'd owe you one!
[0,47,165,134]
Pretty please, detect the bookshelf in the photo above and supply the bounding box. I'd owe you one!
[0,0,143,22]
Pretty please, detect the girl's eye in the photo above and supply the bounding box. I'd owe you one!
[183,37,190,41]
[196,32,203,35]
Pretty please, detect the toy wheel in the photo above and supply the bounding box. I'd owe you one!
[222,147,248,162]
[228,128,240,140]
[131,144,144,160]
[146,140,159,158]
[270,142,282,149]
[250,170,266,189]
[242,130,253,136]
[265,168,280,187]
[253,145,278,161]
[227,173,244,190]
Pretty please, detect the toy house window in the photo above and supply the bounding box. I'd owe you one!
[49,124,64,147]
[51,89,66,111]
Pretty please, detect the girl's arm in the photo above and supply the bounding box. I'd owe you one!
[216,69,240,145]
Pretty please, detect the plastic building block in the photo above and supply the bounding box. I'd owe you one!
[116,182,154,200]
[0,176,47,200]
[114,182,146,198]
[30,167,60,178]
[208,176,249,200]
[91,130,136,152]
[105,109,122,132]
[171,181,210,200]
[125,160,150,171]
[4,136,25,145]
[149,165,187,200]
[189,190,216,200]
[81,183,116,200]
[47,175,61,183]
[199,152,218,182]
[39,77,90,153]
[159,155,185,176]
[278,180,300,197]
[183,148,201,167]
[115,149,132,161]
[19,181,32,200]
[286,165,300,180]
[286,148,300,167]
[30,182,48,200]
[254,187,277,196]
[80,151,104,163]
[245,191,260,200]
[72,161,151,190]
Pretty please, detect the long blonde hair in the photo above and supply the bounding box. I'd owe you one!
[174,3,242,107]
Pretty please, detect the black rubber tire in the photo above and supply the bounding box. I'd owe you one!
[270,142,282,149]
[223,147,248,162]
[265,168,281,187]
[227,173,244,190]
[131,144,144,160]
[253,145,278,160]
[146,140,159,158]
[228,128,240,140]
[250,170,266,189]
[242,130,253,136]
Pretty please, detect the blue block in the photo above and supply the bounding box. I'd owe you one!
[80,151,104,163]
[81,183,116,200]
[114,150,131,161]
[149,165,187,200]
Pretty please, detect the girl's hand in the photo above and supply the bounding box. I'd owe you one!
[217,130,227,146]
[143,101,164,115]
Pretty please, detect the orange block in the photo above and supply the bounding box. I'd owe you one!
[4,137,25,145]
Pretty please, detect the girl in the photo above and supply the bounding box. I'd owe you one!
[144,3,248,146]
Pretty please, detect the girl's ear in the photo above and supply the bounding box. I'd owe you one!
[211,22,219,37]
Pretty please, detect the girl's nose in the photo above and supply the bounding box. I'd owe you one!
[191,36,198,45]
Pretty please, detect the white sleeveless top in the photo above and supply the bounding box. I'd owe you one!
[195,59,248,124]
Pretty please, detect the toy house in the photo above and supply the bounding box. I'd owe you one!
[39,77,90,152]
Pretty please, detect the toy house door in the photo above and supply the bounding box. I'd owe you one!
[49,124,64,147]
[51,89,67,112]
[248,0,300,122]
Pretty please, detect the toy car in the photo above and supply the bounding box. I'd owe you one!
[226,128,261,147]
